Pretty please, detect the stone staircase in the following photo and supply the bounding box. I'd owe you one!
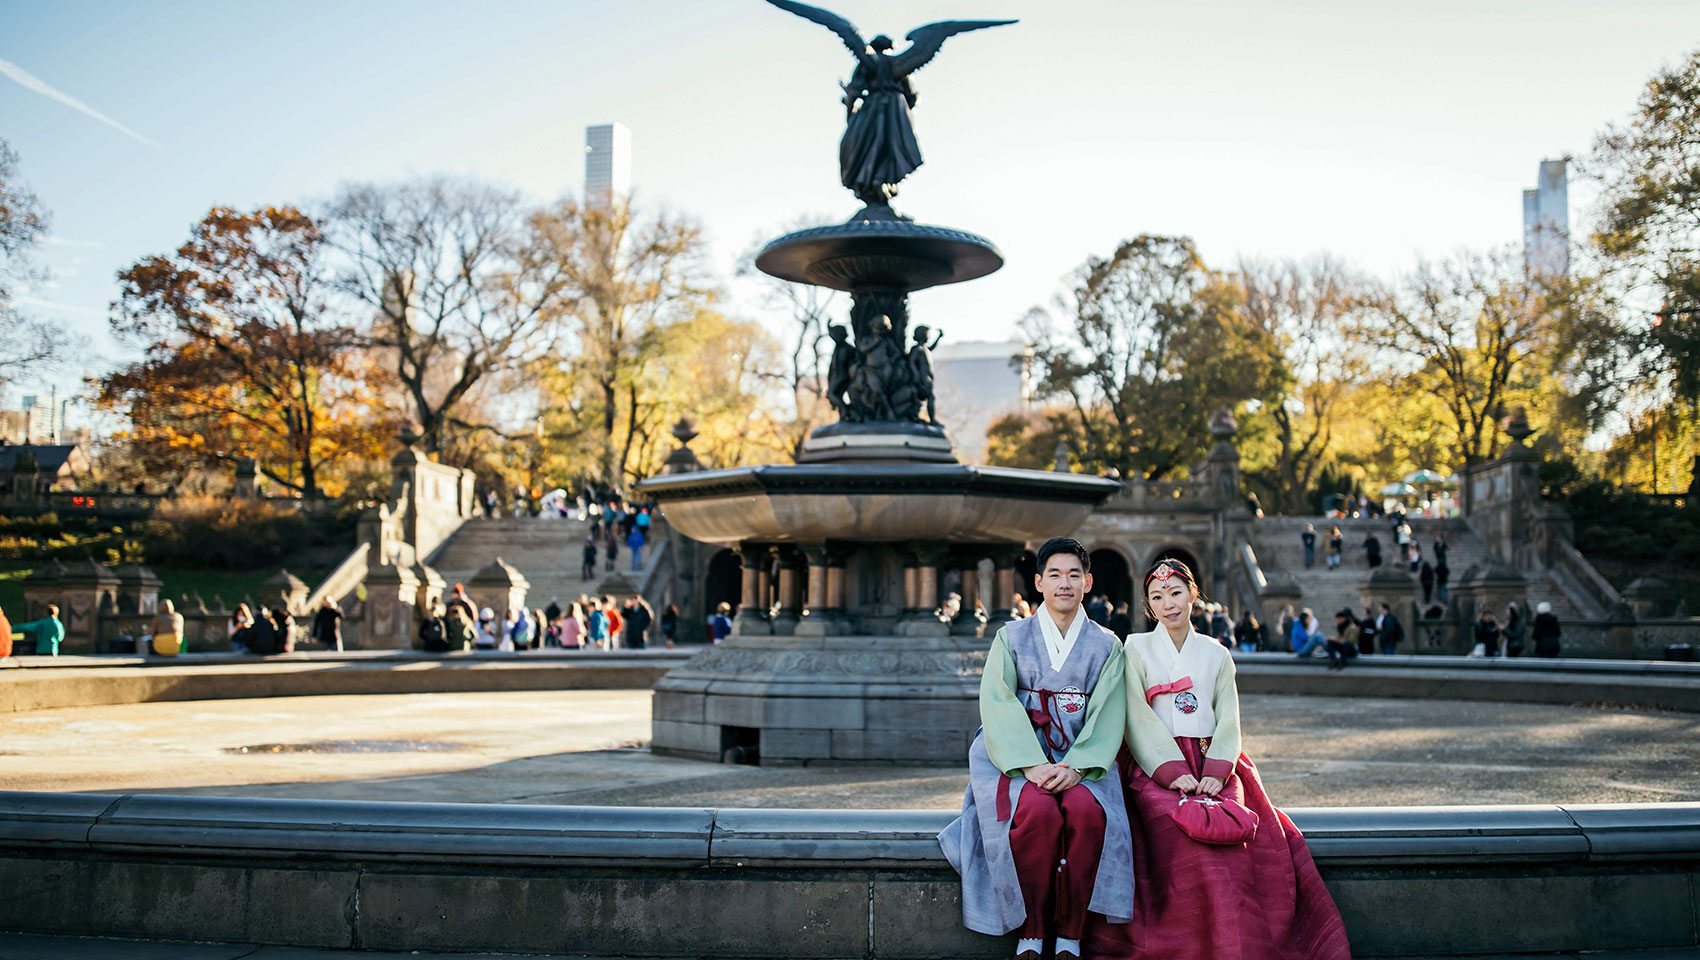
[430,516,617,610]
[1247,516,1581,620]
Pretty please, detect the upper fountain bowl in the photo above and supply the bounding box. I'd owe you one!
[755,219,1004,293]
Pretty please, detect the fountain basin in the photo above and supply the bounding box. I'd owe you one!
[637,463,1121,546]
[754,220,1003,293]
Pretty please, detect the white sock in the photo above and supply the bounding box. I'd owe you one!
[1055,937,1082,957]
[1015,937,1042,956]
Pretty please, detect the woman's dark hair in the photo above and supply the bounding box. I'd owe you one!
[1035,537,1090,574]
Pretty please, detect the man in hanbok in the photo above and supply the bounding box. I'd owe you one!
[940,538,1132,960]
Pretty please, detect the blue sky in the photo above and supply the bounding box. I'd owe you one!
[5,0,1699,410]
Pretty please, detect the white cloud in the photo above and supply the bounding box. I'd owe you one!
[46,237,103,248]
[0,56,159,148]
[15,296,107,318]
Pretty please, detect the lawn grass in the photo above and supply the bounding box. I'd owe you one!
[0,562,329,621]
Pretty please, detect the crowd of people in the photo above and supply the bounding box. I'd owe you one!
[414,582,669,652]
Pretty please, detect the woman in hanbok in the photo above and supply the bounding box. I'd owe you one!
[1086,559,1351,959]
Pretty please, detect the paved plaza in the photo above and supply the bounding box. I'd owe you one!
[2,690,1695,808]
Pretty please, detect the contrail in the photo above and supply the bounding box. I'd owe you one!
[0,56,159,148]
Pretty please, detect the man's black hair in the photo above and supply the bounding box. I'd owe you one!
[1036,537,1090,574]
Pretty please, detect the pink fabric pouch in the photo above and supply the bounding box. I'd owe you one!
[1169,793,1259,845]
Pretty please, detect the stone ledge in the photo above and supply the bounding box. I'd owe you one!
[1,792,1697,957]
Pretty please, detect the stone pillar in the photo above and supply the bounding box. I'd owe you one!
[902,553,920,613]
[49,559,119,655]
[262,569,310,617]
[112,564,162,617]
[771,546,804,635]
[412,562,447,618]
[982,546,1022,635]
[1449,558,1527,656]
[734,541,772,636]
[951,550,986,637]
[468,557,530,629]
[797,543,849,636]
[899,542,951,637]
[233,456,259,498]
[363,563,421,649]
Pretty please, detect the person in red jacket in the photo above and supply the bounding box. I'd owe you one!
[0,605,13,658]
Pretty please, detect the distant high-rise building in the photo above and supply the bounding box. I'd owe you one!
[931,339,1031,463]
[1523,159,1569,279]
[584,122,631,207]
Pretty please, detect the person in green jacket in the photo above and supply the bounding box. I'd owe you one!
[15,604,65,655]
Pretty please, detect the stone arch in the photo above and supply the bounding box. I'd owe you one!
[703,548,742,618]
[1086,544,1134,612]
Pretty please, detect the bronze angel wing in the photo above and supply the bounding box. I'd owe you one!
[765,0,869,60]
[894,19,1017,76]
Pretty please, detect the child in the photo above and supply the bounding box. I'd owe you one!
[940,537,1131,960]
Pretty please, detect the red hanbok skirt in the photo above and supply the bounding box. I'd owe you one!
[1084,737,1351,959]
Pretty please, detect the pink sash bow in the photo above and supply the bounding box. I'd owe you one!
[1144,676,1194,706]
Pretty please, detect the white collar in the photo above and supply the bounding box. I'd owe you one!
[1036,604,1086,671]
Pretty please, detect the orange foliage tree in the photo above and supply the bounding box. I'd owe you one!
[97,206,395,497]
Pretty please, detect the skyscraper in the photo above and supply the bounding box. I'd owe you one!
[1523,159,1569,279]
[584,122,631,208]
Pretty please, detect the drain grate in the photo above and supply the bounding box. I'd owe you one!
[224,739,468,755]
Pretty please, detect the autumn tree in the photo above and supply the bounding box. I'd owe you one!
[1236,257,1378,512]
[1023,235,1281,480]
[528,196,715,484]
[327,177,573,462]
[0,139,65,379]
[98,207,391,497]
[735,217,841,461]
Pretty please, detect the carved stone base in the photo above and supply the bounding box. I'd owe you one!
[650,633,986,765]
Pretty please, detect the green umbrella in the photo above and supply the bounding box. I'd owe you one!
[1381,482,1417,496]
[1403,469,1448,486]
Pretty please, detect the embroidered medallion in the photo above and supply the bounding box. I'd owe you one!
[1175,690,1199,714]
[1056,685,1087,714]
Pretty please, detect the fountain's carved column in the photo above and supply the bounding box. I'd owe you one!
[950,548,986,637]
[734,540,773,636]
[771,545,805,635]
[898,542,951,637]
[797,542,850,635]
[901,546,921,614]
[982,545,1022,636]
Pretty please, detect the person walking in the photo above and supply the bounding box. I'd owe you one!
[623,594,653,649]
[15,604,65,656]
[708,601,733,643]
[1419,561,1436,604]
[1327,526,1344,569]
[604,528,619,573]
[660,604,679,648]
[1436,557,1451,602]
[1407,542,1422,573]
[1376,602,1404,656]
[149,599,186,656]
[586,599,609,650]
[419,604,451,653]
[1362,532,1383,569]
[1473,610,1501,657]
[1233,611,1262,653]
[311,597,343,652]
[581,538,598,580]
[1503,601,1526,658]
[447,583,476,625]
[1301,523,1317,568]
[559,601,586,649]
[475,608,499,651]
[1531,601,1561,657]
[626,525,646,573]
[1433,535,1449,568]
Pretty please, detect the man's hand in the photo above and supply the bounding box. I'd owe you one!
[1022,762,1080,793]
[1196,776,1224,797]
[1169,774,1200,794]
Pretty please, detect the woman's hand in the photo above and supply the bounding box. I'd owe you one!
[1169,774,1200,794]
[1196,776,1225,797]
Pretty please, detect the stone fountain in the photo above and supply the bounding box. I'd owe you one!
[636,4,1119,765]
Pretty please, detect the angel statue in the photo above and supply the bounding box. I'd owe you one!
[766,0,1016,213]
